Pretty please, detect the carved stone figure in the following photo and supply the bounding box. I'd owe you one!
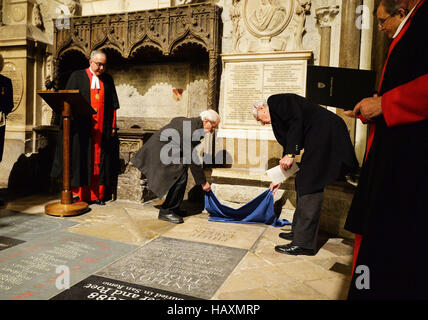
[33,3,44,30]
[230,0,244,52]
[293,0,311,50]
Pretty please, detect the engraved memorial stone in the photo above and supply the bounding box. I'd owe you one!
[0,232,138,300]
[51,275,197,300]
[95,237,247,299]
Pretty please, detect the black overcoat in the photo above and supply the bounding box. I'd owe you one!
[268,93,358,196]
[51,69,120,187]
[0,74,13,162]
[345,0,428,300]
[131,117,206,198]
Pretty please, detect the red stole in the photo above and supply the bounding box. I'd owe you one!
[72,68,106,202]
[352,0,425,274]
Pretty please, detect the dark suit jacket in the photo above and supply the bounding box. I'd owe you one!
[268,93,358,196]
[131,117,206,198]
[0,74,13,162]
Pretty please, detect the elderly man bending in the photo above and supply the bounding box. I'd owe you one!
[131,110,220,224]
[253,94,358,256]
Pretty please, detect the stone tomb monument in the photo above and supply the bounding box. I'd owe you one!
[214,0,314,190]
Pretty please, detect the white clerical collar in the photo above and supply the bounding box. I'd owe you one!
[89,67,100,90]
[393,1,420,38]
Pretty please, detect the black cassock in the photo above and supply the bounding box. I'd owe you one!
[268,93,358,196]
[0,74,13,162]
[345,0,428,300]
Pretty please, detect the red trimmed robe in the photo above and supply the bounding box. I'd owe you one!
[72,68,117,203]
[345,0,428,299]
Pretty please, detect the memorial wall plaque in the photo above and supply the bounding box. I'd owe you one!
[220,52,312,138]
[95,237,247,300]
[0,231,138,300]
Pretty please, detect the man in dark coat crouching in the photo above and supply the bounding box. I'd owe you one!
[131,110,220,224]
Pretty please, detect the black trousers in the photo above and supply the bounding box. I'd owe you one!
[291,190,324,251]
[160,169,188,214]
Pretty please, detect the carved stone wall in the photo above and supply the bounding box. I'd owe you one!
[53,3,222,112]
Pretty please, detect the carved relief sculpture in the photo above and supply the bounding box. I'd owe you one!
[249,0,287,33]
[231,0,312,53]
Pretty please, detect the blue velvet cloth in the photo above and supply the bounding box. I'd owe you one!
[205,190,291,228]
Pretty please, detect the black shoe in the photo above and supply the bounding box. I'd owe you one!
[0,199,4,206]
[275,243,315,256]
[278,232,293,240]
[173,209,188,217]
[158,211,184,224]
[94,199,106,205]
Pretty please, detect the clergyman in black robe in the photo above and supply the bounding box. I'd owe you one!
[253,93,359,256]
[51,50,119,205]
[345,0,428,300]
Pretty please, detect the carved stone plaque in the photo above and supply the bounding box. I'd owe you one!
[95,237,247,299]
[221,52,311,130]
[0,232,138,300]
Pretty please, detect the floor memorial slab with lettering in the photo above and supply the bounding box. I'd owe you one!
[51,275,198,300]
[0,231,138,300]
[95,237,247,300]
[0,210,79,241]
[162,217,266,250]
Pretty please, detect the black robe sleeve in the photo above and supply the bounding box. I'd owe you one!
[267,94,304,156]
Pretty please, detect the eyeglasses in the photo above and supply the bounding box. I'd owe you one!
[378,12,395,29]
[92,61,106,68]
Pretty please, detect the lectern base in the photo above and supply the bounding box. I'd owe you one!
[45,201,89,217]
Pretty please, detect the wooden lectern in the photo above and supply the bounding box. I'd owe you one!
[37,90,96,217]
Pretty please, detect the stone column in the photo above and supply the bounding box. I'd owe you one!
[316,5,340,66]
[0,0,3,26]
[338,0,363,145]
[208,51,219,111]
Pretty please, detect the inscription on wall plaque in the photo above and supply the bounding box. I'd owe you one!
[224,60,307,128]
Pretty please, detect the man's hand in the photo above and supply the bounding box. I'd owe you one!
[202,181,211,192]
[353,95,382,120]
[111,128,117,136]
[279,155,294,171]
[344,110,357,118]
[270,183,282,195]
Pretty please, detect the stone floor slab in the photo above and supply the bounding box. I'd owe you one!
[162,217,266,250]
[0,210,79,241]
[95,236,247,300]
[0,231,138,300]
[51,275,198,300]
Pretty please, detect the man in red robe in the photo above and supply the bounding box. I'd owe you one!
[51,50,119,205]
[344,0,428,299]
